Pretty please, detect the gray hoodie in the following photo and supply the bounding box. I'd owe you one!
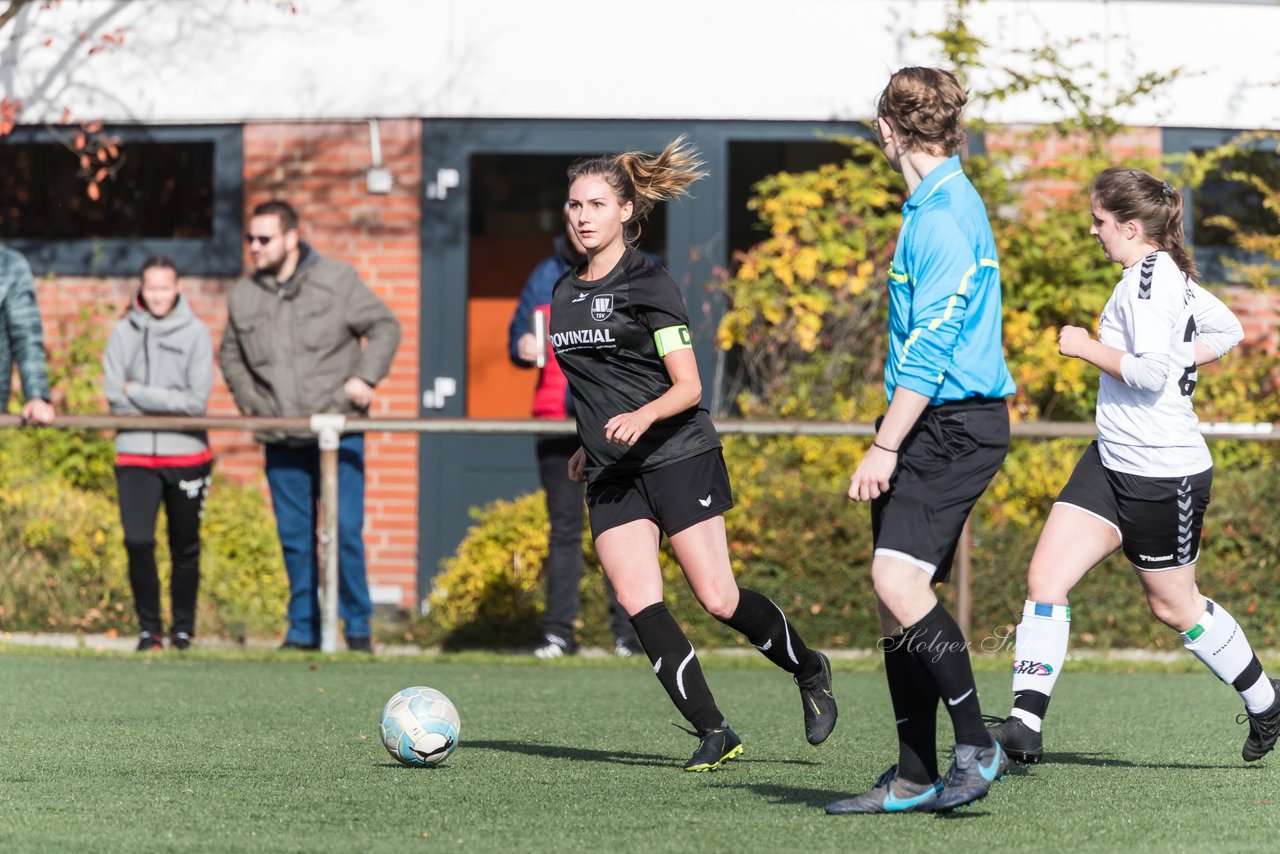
[103,294,213,457]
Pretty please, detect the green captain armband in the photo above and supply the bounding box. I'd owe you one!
[654,325,693,357]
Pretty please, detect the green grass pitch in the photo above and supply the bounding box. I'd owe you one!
[1,647,1275,853]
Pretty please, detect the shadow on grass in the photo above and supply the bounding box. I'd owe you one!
[466,739,822,770]
[728,782,1004,819]
[1045,751,1257,771]
[722,781,848,809]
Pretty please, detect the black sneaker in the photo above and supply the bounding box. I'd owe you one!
[279,640,320,651]
[796,651,837,745]
[137,631,163,652]
[929,740,1009,813]
[1240,678,1280,762]
[346,636,373,653]
[684,724,743,772]
[170,632,192,651]
[985,714,1045,764]
[826,765,943,814]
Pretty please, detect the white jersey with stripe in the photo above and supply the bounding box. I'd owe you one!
[1095,251,1239,476]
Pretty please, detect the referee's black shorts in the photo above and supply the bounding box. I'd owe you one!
[871,397,1009,583]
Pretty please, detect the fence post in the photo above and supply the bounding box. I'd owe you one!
[312,414,347,654]
[956,515,973,641]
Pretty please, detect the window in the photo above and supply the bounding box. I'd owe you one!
[0,125,242,276]
[1164,127,1280,283]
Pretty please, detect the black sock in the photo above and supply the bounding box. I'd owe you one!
[717,588,821,680]
[630,602,724,733]
[883,632,940,784]
[905,602,988,747]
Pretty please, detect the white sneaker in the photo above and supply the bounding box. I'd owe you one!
[614,640,643,658]
[534,634,572,659]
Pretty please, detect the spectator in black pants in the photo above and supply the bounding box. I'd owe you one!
[103,256,213,651]
[508,210,641,658]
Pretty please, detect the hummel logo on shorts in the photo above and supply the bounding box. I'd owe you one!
[698,494,712,507]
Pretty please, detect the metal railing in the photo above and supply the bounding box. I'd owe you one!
[3,413,1275,649]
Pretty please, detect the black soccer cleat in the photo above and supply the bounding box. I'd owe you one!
[137,631,163,652]
[1240,678,1280,762]
[684,723,743,772]
[826,765,942,814]
[929,740,1008,813]
[170,632,192,651]
[796,651,838,745]
[985,714,1045,764]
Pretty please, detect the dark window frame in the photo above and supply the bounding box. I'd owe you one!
[1164,126,1278,284]
[1,124,243,277]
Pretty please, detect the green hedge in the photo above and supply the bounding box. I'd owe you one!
[0,427,287,639]
[420,436,1280,652]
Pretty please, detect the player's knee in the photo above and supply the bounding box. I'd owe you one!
[123,537,156,553]
[1146,595,1189,629]
[700,597,736,621]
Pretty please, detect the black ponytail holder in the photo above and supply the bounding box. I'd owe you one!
[1161,181,1174,200]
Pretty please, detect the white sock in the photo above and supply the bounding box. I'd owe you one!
[1182,598,1276,714]
[1009,600,1071,732]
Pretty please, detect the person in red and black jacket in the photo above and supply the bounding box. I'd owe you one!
[507,208,642,659]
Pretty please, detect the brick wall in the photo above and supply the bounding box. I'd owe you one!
[36,119,423,611]
[983,125,1280,352]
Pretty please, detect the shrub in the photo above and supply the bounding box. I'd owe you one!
[0,423,288,638]
[0,305,287,639]
[418,437,1280,652]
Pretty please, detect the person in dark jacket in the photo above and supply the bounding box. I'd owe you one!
[508,209,641,659]
[0,245,55,425]
[103,256,213,651]
[219,200,401,653]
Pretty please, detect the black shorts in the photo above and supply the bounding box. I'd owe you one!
[1056,441,1212,571]
[586,449,734,540]
[871,398,1009,583]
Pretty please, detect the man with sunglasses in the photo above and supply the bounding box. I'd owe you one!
[219,199,401,653]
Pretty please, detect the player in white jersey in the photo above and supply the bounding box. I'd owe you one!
[988,167,1280,765]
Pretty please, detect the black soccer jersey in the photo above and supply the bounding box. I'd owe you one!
[549,247,719,483]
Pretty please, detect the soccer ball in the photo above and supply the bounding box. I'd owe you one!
[380,686,460,767]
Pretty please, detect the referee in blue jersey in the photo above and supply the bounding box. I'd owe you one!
[827,67,1015,816]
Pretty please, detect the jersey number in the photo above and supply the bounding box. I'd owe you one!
[1179,315,1198,397]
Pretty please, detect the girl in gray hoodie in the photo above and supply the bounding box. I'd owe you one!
[103,256,213,651]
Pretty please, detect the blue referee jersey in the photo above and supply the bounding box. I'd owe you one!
[884,156,1015,405]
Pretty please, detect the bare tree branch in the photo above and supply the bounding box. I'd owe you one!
[0,0,36,33]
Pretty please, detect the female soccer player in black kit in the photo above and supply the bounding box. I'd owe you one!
[549,138,837,771]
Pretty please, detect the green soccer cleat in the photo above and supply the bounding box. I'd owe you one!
[684,724,743,772]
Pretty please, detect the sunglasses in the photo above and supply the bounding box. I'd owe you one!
[244,233,276,246]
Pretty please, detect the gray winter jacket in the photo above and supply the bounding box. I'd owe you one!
[0,245,51,407]
[218,243,401,445]
[102,294,213,457]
